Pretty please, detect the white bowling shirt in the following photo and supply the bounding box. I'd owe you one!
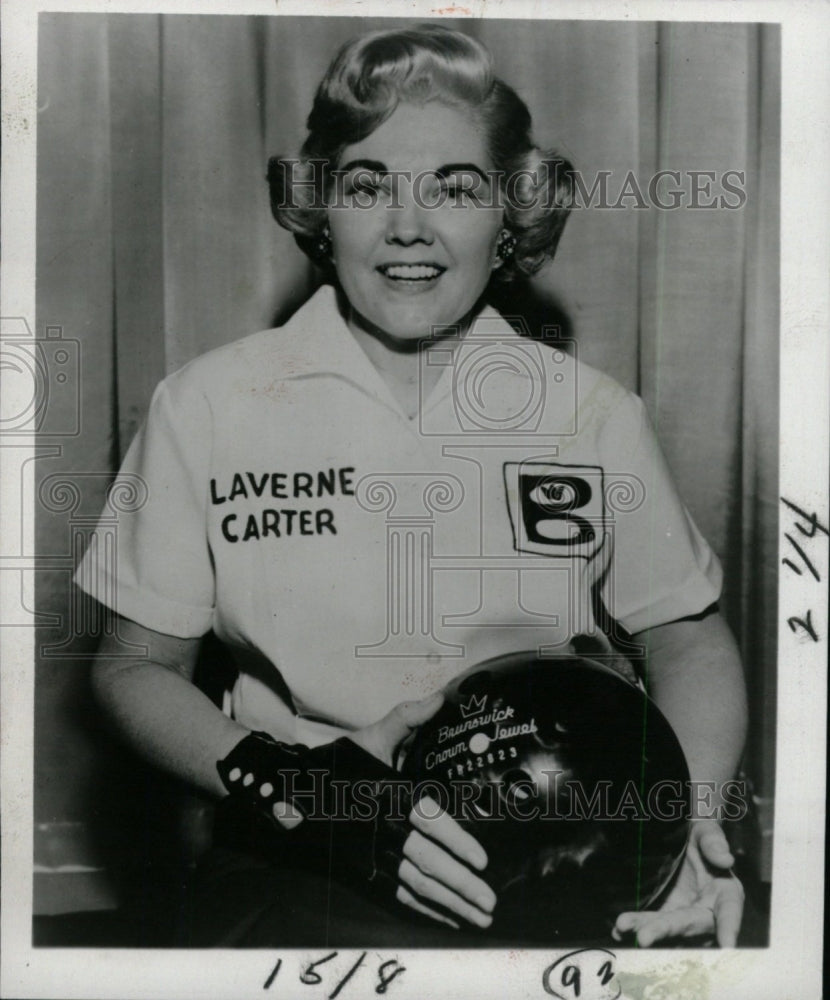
[75,285,721,745]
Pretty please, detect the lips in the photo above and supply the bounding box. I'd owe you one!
[376,263,446,281]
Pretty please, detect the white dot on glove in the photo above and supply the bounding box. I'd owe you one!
[228,767,241,782]
[260,782,274,797]
[243,772,255,787]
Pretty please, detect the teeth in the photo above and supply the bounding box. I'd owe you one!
[381,264,443,280]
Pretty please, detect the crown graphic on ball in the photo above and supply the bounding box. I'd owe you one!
[459,693,487,719]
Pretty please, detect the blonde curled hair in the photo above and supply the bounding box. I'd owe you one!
[268,24,574,281]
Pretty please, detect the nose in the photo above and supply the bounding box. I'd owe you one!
[385,187,434,246]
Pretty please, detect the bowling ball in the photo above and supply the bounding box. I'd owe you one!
[398,652,690,941]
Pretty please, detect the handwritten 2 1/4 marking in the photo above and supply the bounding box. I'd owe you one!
[781,496,828,643]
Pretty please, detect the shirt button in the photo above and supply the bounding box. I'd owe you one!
[426,653,442,665]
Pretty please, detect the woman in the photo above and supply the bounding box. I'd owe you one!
[76,23,747,947]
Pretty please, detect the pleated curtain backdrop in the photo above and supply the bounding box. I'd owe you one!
[35,14,779,910]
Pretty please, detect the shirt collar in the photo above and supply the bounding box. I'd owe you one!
[274,283,539,423]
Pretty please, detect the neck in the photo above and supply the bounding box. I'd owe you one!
[336,288,484,417]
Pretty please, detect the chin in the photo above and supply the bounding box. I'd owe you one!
[366,311,445,343]
[383,304,475,342]
[343,284,484,345]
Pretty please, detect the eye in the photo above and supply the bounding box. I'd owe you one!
[338,168,397,204]
[345,171,383,196]
[439,175,485,205]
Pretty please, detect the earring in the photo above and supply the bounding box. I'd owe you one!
[496,230,517,262]
[316,226,332,259]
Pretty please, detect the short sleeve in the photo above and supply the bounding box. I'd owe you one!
[599,393,722,634]
[73,374,215,638]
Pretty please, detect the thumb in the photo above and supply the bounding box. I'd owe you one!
[382,692,444,741]
[352,692,444,765]
[693,820,735,869]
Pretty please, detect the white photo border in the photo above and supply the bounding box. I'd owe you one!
[1,1,827,997]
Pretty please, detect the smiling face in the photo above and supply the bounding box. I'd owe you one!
[326,102,505,344]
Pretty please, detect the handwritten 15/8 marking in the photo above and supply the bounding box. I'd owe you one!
[543,949,621,1000]
[263,952,405,997]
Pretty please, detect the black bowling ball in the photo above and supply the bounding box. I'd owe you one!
[398,652,690,941]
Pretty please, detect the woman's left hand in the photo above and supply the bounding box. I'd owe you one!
[612,819,744,947]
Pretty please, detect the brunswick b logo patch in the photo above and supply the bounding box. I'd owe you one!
[504,462,605,559]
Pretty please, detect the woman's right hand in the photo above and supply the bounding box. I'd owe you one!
[354,693,496,930]
[394,791,496,929]
[94,616,494,929]
[278,694,497,930]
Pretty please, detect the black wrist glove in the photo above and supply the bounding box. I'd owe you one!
[217,731,411,902]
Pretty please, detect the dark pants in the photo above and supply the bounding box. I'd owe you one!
[170,800,769,949]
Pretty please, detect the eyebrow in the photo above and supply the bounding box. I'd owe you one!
[337,159,493,183]
[434,163,492,183]
[337,159,388,176]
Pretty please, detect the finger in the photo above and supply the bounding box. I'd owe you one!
[399,858,493,929]
[272,800,304,830]
[634,907,715,947]
[365,694,445,762]
[352,693,443,764]
[396,884,460,930]
[615,907,712,942]
[714,875,745,947]
[613,911,642,936]
[409,797,488,871]
[404,829,496,914]
[386,693,444,737]
[694,822,735,869]
[613,910,670,938]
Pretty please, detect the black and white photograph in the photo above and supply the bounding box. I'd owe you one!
[0,2,827,998]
